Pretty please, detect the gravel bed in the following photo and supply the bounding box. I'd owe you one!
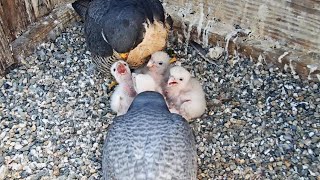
[0,21,319,180]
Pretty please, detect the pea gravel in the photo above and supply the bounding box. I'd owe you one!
[0,21,319,180]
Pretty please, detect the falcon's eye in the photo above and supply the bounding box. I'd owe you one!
[159,62,163,65]
[179,78,183,81]
[113,68,116,72]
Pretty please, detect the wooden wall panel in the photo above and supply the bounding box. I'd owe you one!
[0,0,33,41]
[11,5,77,62]
[164,0,320,53]
[0,0,75,76]
[0,0,75,42]
[0,15,15,76]
[163,0,320,80]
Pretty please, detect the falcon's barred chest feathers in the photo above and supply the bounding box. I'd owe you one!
[72,0,172,78]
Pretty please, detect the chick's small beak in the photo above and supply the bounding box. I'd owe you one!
[168,77,178,86]
[117,63,127,74]
[147,61,155,68]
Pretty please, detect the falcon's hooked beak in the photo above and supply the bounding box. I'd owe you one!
[117,63,127,75]
[119,53,129,60]
[168,76,178,86]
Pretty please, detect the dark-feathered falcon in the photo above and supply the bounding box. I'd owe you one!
[72,0,172,78]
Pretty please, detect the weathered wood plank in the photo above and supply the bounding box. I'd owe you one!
[164,0,320,53]
[11,5,77,62]
[0,15,16,76]
[0,0,75,42]
[172,20,320,81]
[28,0,75,18]
[51,0,76,8]
[0,0,32,41]
[0,0,77,77]
[163,0,320,81]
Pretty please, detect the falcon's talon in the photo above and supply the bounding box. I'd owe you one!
[169,57,177,64]
[108,80,118,89]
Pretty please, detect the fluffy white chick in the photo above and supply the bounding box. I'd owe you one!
[110,60,136,116]
[132,73,157,94]
[165,66,206,121]
[145,51,171,94]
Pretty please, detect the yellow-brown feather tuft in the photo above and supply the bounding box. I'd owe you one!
[126,20,169,68]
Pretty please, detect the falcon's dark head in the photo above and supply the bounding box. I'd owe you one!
[128,91,168,111]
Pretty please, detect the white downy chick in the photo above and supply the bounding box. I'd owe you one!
[145,51,171,94]
[165,66,206,121]
[132,73,157,94]
[110,60,136,116]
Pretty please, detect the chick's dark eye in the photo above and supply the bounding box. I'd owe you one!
[159,62,163,65]
[124,63,127,66]
[179,78,183,81]
[113,68,116,72]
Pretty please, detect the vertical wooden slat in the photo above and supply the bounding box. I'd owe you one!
[0,0,74,42]
[0,0,76,76]
[0,15,15,76]
[23,0,37,24]
[0,0,31,41]
[11,5,77,62]
[0,1,10,42]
